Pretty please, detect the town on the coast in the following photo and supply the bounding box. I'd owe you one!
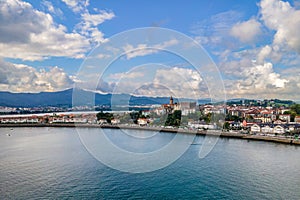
[1,97,300,139]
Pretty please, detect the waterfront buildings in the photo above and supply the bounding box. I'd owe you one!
[1,98,300,135]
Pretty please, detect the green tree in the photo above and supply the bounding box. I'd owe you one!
[283,110,296,122]
[130,111,143,124]
[165,110,182,127]
[223,122,230,130]
[97,111,114,123]
[290,104,300,114]
[120,113,131,124]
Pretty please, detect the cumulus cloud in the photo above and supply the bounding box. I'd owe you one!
[95,67,206,98]
[0,0,114,61]
[153,67,203,95]
[0,0,90,61]
[230,18,262,43]
[0,59,73,92]
[260,0,300,53]
[191,0,300,99]
[226,62,289,98]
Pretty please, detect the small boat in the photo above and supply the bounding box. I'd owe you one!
[6,133,11,136]
[190,143,201,145]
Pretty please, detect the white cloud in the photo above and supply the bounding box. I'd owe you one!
[95,53,111,59]
[108,71,145,80]
[81,11,114,26]
[0,59,73,92]
[220,58,254,78]
[122,39,178,60]
[61,0,115,44]
[136,67,204,98]
[61,0,89,13]
[0,0,90,61]
[0,0,114,61]
[257,45,272,64]
[260,0,300,53]
[226,62,289,98]
[42,0,63,17]
[278,67,300,100]
[76,10,115,43]
[191,10,242,47]
[92,67,206,98]
[191,0,300,100]
[230,18,262,43]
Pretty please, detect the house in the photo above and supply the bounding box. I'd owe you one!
[51,117,64,123]
[137,118,148,126]
[261,125,272,133]
[285,125,295,133]
[250,124,261,133]
[98,119,107,124]
[295,116,300,124]
[279,114,290,123]
[111,118,120,125]
[201,105,213,115]
[26,117,39,123]
[73,118,87,123]
[273,125,285,134]
[273,120,284,124]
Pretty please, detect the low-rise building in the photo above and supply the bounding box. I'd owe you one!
[137,118,148,126]
[273,125,285,134]
[250,124,261,133]
[279,114,290,123]
[295,116,300,124]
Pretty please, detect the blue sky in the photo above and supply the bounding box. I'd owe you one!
[1,0,300,100]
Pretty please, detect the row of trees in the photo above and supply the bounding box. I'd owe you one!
[96,110,183,127]
[96,112,114,123]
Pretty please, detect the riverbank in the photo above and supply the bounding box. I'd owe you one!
[1,123,299,145]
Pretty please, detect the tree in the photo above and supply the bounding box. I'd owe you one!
[225,114,241,122]
[165,110,182,127]
[290,104,300,114]
[120,113,131,124]
[283,110,296,122]
[96,111,114,123]
[130,111,143,124]
[223,122,230,130]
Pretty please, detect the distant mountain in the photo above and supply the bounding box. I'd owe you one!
[0,89,211,108]
[0,89,74,107]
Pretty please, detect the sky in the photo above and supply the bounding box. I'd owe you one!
[1,0,300,101]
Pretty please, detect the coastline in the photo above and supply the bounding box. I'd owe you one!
[1,123,299,145]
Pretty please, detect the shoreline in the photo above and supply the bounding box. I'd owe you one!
[1,123,299,145]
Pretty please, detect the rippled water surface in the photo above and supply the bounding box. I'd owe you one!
[0,127,299,199]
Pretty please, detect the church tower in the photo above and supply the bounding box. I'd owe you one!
[169,96,174,105]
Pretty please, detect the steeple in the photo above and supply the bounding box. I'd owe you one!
[170,96,174,105]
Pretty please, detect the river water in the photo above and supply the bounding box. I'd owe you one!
[0,127,299,199]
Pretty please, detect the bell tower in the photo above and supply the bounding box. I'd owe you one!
[169,96,174,105]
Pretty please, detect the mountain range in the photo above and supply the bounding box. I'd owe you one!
[0,89,211,108]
